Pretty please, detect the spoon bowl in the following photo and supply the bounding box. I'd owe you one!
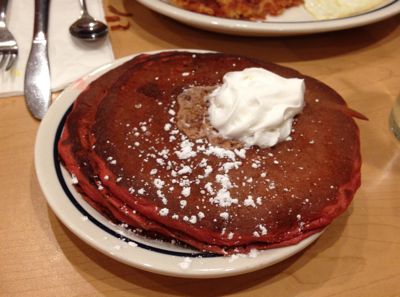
[69,0,108,41]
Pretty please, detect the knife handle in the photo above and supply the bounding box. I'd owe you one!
[24,0,51,120]
[0,0,9,24]
[33,0,49,34]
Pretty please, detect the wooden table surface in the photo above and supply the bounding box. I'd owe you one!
[1,1,400,296]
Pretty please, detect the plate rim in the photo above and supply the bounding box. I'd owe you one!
[136,0,400,36]
[35,49,323,278]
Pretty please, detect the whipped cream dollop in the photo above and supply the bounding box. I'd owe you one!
[208,67,305,148]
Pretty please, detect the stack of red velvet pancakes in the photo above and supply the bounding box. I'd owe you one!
[58,51,365,255]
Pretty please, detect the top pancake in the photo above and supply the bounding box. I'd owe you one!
[73,51,362,250]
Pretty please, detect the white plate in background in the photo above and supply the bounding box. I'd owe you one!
[136,0,400,36]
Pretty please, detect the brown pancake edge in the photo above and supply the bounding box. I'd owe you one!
[59,51,363,254]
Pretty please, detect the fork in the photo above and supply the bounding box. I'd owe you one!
[0,0,18,71]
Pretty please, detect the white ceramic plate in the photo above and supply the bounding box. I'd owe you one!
[136,0,400,36]
[35,51,323,278]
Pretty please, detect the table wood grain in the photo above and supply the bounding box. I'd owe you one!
[1,1,399,296]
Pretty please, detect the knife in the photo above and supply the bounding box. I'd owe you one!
[24,0,51,120]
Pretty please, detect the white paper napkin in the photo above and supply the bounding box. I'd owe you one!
[0,0,114,97]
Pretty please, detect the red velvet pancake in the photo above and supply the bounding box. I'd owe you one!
[58,51,364,254]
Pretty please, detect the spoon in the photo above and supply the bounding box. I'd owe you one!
[69,0,108,41]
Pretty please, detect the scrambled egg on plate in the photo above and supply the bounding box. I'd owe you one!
[304,0,388,19]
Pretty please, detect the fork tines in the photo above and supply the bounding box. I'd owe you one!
[0,1,19,71]
[0,50,18,70]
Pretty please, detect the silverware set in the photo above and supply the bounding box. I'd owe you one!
[1,0,108,119]
[0,0,18,71]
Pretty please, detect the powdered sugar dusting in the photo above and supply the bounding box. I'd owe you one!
[178,257,192,270]
[86,68,319,257]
